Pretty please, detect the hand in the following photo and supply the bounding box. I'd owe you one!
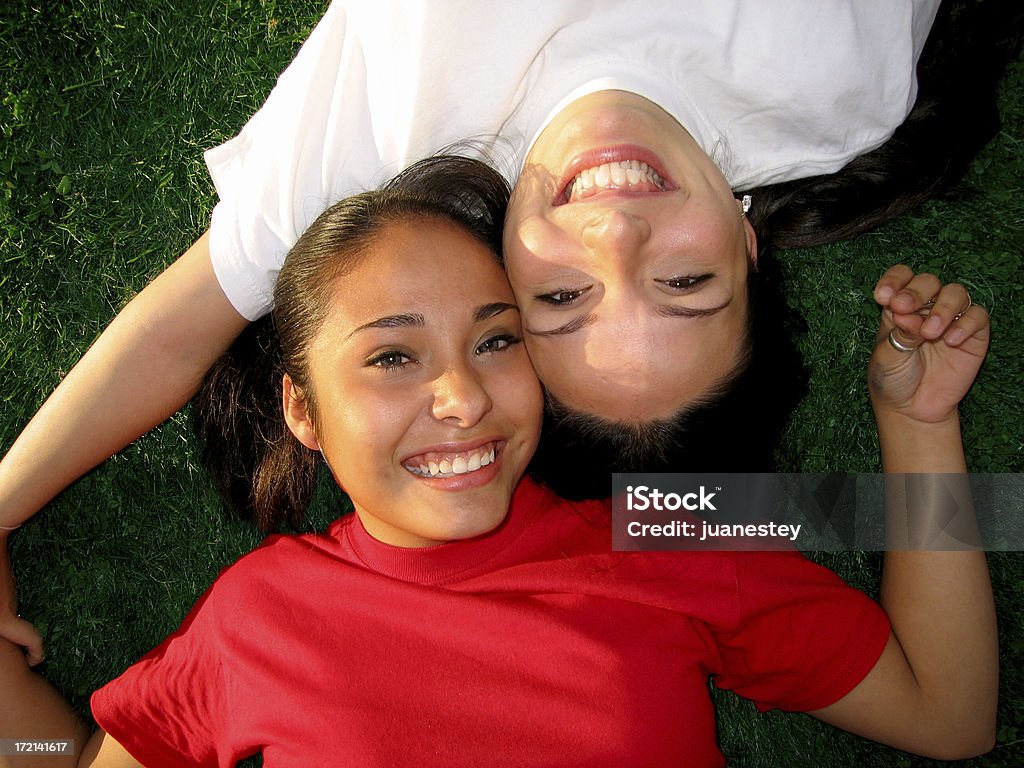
[0,530,44,666]
[868,265,989,426]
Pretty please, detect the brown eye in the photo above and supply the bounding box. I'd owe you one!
[537,287,588,305]
[368,351,413,370]
[476,334,522,355]
[657,274,712,291]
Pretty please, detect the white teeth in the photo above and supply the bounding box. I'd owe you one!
[568,160,664,200]
[404,445,498,478]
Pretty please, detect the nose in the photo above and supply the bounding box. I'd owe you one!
[580,209,651,258]
[430,362,493,427]
[579,209,650,334]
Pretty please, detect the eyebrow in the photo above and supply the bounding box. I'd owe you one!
[348,304,519,339]
[474,302,520,322]
[525,313,598,338]
[348,313,424,338]
[526,297,732,338]
[655,297,732,319]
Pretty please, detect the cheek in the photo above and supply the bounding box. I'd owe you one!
[498,356,544,445]
[318,390,415,483]
[504,214,573,282]
[521,323,605,406]
[520,338,564,396]
[667,199,746,259]
[502,227,537,288]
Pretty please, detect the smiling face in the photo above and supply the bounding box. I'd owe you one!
[504,90,757,421]
[283,218,543,548]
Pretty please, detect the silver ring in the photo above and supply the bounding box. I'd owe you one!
[954,296,973,321]
[887,328,919,353]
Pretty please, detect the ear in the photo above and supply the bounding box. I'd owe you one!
[743,216,759,270]
[282,374,321,451]
[735,196,759,269]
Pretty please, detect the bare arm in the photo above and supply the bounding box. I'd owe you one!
[0,232,250,658]
[0,232,249,524]
[811,266,998,759]
[0,638,140,768]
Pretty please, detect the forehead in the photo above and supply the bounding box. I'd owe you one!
[329,219,514,324]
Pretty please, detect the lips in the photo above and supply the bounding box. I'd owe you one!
[563,159,667,204]
[555,146,676,205]
[402,441,500,479]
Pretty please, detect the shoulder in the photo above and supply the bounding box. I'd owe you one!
[511,477,612,547]
[207,521,358,601]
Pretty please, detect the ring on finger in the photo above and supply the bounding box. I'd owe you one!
[913,297,938,317]
[954,294,973,321]
[887,328,919,353]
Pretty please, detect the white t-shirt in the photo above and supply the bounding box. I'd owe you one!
[205,0,940,320]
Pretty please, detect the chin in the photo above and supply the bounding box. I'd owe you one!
[435,500,511,542]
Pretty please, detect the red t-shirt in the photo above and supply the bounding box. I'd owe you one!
[91,478,889,767]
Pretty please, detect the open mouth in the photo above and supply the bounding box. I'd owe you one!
[403,442,500,479]
[560,159,668,204]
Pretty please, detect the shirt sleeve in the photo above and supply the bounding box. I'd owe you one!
[205,1,378,320]
[712,551,891,713]
[90,585,234,768]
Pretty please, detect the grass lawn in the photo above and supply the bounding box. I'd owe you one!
[1,2,1022,766]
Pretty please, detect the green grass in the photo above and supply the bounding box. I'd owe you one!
[1,2,1022,766]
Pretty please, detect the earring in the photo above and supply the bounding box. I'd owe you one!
[740,194,752,216]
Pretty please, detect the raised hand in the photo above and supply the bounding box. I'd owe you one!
[868,265,989,426]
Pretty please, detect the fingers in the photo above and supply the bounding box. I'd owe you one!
[886,271,943,316]
[873,264,914,304]
[874,265,940,313]
[0,615,44,666]
[943,302,991,348]
[875,266,985,346]
[884,326,920,353]
[876,268,987,364]
[918,282,972,340]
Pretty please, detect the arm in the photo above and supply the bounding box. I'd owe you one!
[0,638,139,768]
[0,0,349,532]
[1,547,240,767]
[811,266,998,759]
[0,232,250,659]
